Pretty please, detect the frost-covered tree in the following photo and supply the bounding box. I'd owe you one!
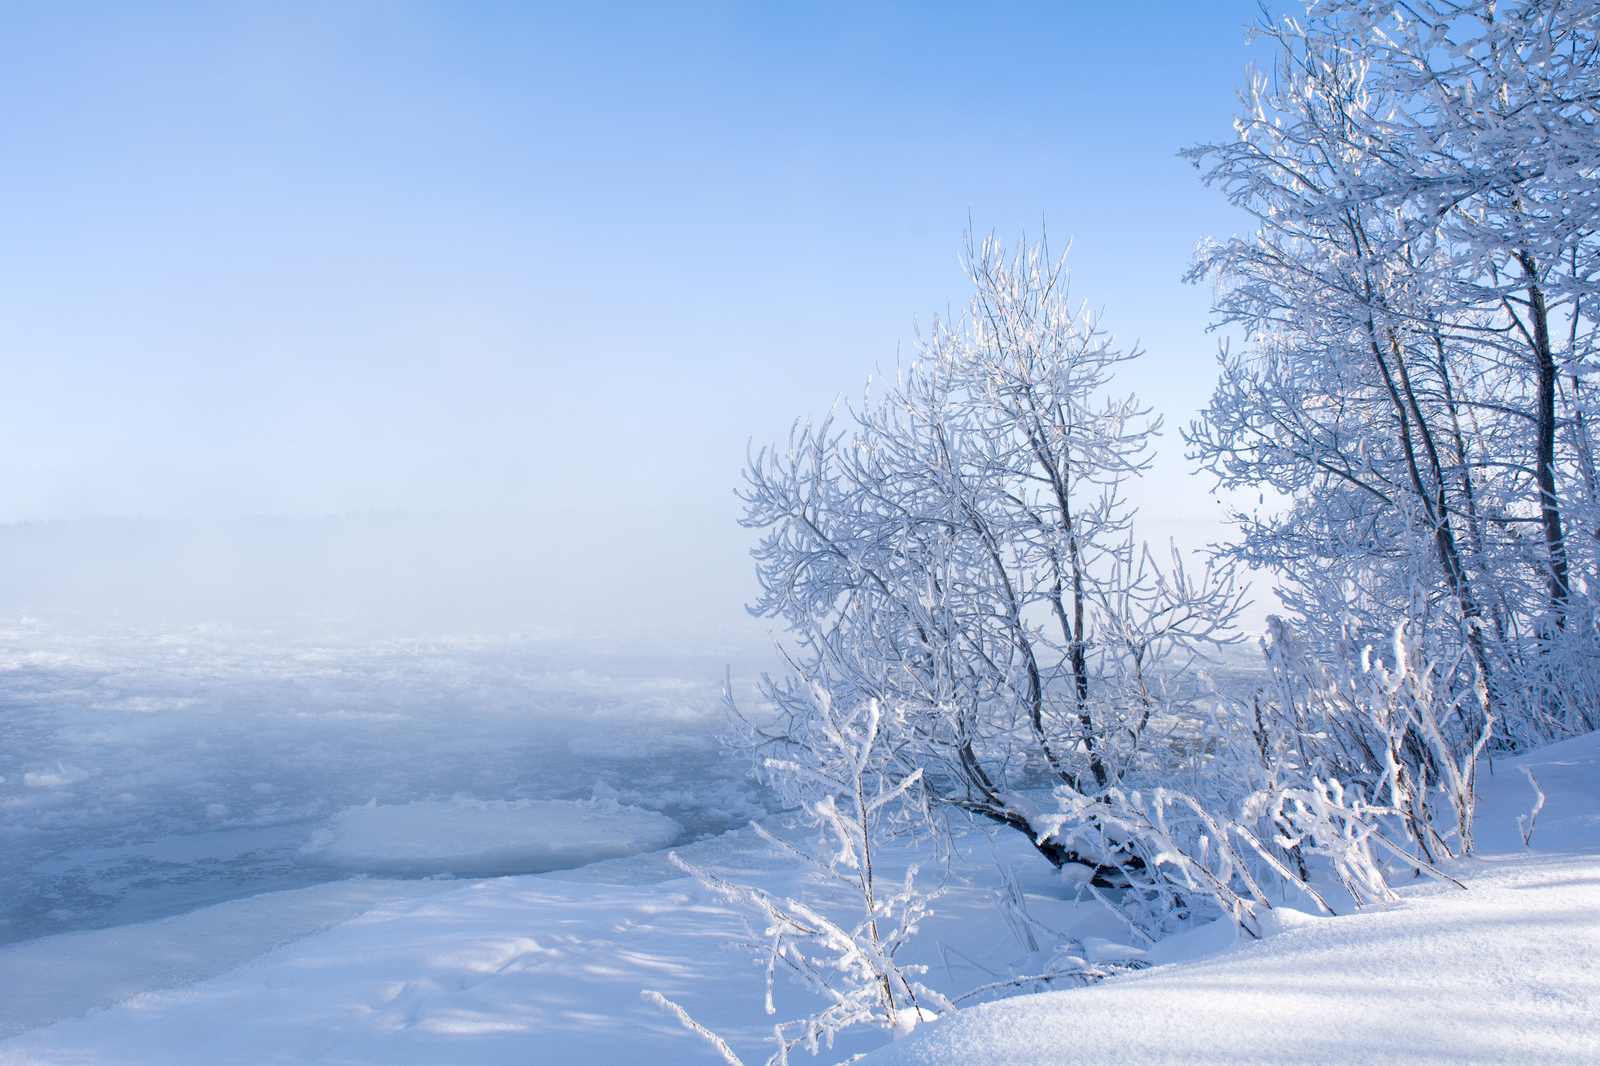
[1033,1,1600,942]
[739,235,1243,876]
[1184,0,1600,750]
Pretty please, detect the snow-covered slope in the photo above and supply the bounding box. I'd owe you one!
[0,826,881,1065]
[0,733,1594,1065]
[859,732,1600,1066]
[0,878,465,1039]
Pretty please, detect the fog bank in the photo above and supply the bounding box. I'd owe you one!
[0,512,770,644]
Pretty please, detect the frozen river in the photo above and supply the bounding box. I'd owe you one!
[0,615,773,947]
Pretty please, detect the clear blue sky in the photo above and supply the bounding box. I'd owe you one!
[0,1,1272,626]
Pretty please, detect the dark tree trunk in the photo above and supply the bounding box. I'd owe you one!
[1517,252,1571,622]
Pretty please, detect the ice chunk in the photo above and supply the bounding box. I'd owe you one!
[297,798,683,876]
[22,763,91,788]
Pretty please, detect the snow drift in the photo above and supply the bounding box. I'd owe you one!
[855,731,1600,1066]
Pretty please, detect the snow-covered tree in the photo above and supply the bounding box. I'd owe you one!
[1183,0,1600,753]
[719,1,1600,969]
[739,235,1243,877]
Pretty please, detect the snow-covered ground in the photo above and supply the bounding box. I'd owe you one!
[862,730,1600,1065]
[0,616,1595,1064]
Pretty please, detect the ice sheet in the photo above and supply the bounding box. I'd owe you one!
[0,824,1104,1064]
[297,798,683,875]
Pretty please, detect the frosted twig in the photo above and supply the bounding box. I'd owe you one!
[951,969,1114,1003]
[1517,766,1546,848]
[641,990,747,1066]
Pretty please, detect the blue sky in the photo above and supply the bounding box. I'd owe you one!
[0,1,1271,625]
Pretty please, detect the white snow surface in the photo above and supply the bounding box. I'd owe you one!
[0,624,1594,1064]
[861,731,1600,1066]
[862,853,1597,1065]
[0,878,465,1038]
[297,798,683,875]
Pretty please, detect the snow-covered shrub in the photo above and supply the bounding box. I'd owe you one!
[646,684,949,1065]
[1040,778,1325,941]
[1250,614,1495,860]
[1032,610,1498,941]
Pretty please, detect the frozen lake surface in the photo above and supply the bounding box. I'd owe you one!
[0,615,773,947]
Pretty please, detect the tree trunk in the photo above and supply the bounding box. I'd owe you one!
[1517,252,1571,622]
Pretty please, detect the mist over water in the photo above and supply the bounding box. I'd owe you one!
[0,513,781,947]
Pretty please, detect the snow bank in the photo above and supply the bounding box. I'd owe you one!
[0,829,829,1066]
[297,798,683,876]
[859,732,1600,1066]
[0,878,463,1038]
[860,853,1599,1065]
